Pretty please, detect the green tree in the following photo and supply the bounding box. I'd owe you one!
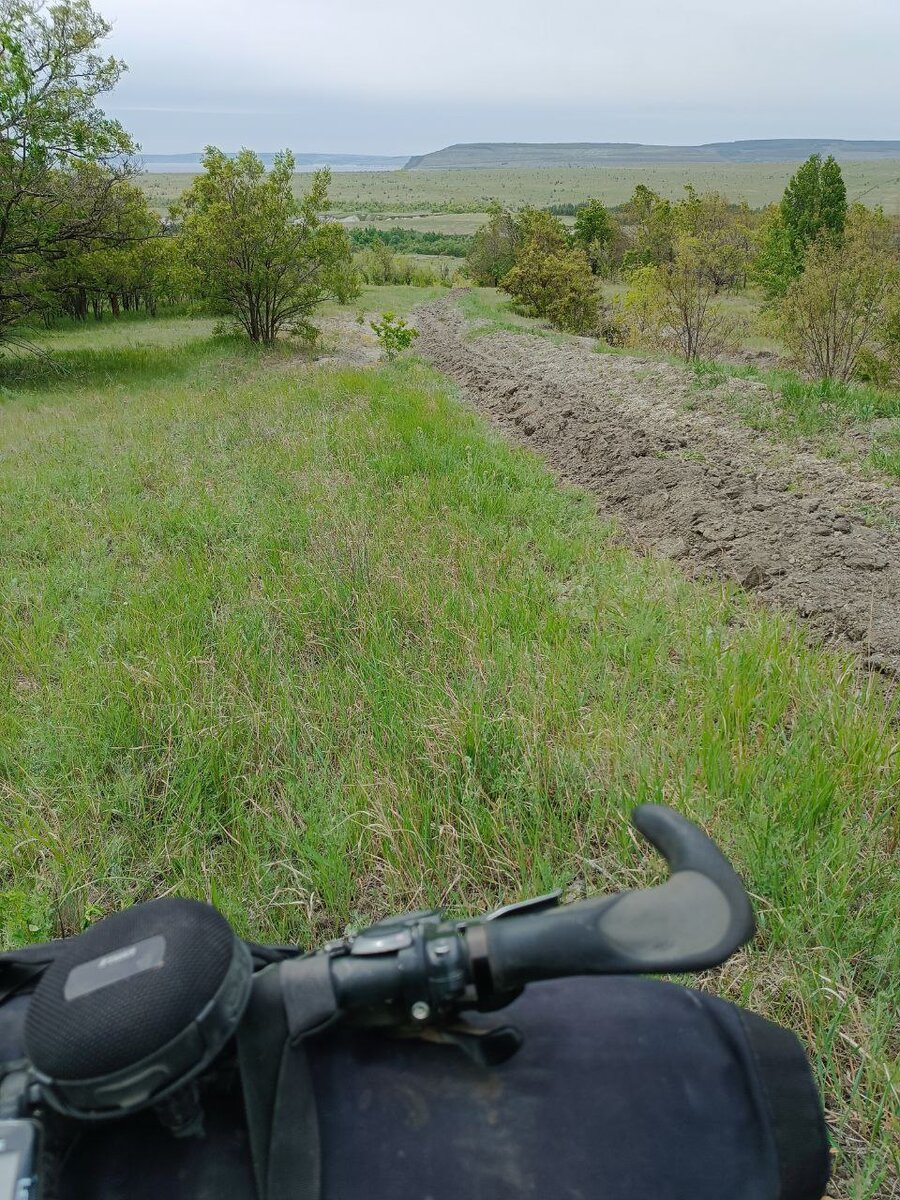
[774,205,899,383]
[675,187,754,292]
[622,186,675,270]
[782,153,847,248]
[466,202,519,286]
[43,170,164,320]
[174,149,358,345]
[501,241,599,334]
[0,0,134,338]
[573,199,615,275]
[755,154,847,299]
[622,231,745,361]
[356,236,395,285]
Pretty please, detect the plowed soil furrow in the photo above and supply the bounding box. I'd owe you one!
[416,297,900,675]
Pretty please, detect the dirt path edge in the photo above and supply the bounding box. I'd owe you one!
[415,297,900,676]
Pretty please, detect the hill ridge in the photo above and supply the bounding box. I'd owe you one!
[405,139,900,169]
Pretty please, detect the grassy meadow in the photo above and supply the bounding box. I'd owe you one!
[141,161,900,219]
[0,307,897,1192]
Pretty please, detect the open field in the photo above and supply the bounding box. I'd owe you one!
[365,213,492,235]
[141,161,900,217]
[0,306,897,1194]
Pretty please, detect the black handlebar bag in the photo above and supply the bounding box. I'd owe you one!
[0,956,830,1200]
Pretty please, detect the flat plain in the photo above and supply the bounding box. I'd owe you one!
[141,161,900,217]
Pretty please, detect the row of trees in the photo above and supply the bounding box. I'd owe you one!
[1,0,359,348]
[466,156,900,384]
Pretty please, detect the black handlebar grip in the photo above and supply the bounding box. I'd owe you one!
[477,805,755,994]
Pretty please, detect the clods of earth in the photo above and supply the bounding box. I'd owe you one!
[416,297,900,676]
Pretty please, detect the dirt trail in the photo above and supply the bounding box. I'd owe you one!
[416,297,900,675]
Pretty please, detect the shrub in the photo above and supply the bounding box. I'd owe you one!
[174,150,358,345]
[370,312,418,361]
[354,244,447,287]
[501,242,600,335]
[355,239,396,285]
[774,205,899,383]
[597,303,628,347]
[622,238,745,361]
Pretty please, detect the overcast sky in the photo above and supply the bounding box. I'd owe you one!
[100,0,900,156]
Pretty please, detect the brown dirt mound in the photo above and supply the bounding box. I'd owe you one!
[416,297,900,675]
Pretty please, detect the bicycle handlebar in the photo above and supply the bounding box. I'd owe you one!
[321,805,755,1029]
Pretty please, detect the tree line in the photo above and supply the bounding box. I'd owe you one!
[349,227,472,257]
[1,0,470,351]
[466,159,900,385]
[0,0,364,349]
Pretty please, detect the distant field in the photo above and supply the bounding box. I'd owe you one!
[366,213,490,235]
[142,161,900,216]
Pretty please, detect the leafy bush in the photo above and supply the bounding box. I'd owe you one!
[597,303,628,347]
[502,242,600,334]
[370,312,418,361]
[174,151,358,345]
[467,205,575,290]
[354,242,452,287]
[774,205,899,382]
[622,240,746,361]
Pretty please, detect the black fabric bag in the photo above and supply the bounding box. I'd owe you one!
[0,954,830,1200]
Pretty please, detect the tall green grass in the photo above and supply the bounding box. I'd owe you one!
[0,329,896,1192]
[693,358,900,428]
[0,334,249,394]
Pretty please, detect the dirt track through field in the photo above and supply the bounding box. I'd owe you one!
[416,297,900,676]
